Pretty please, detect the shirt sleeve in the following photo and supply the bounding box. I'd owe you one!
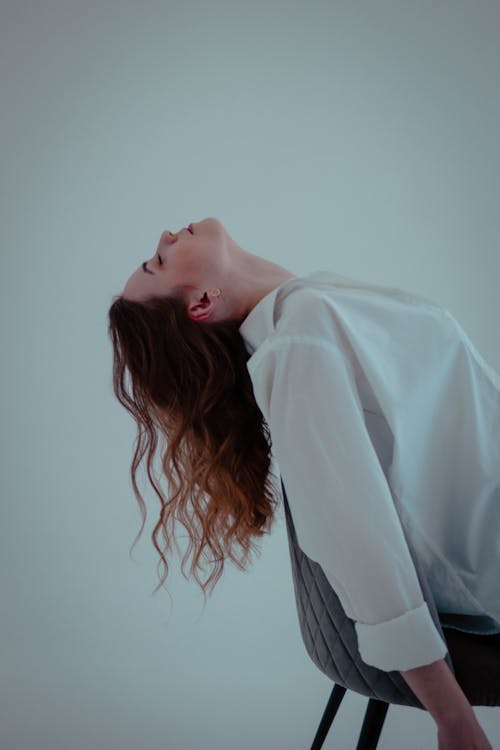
[250,335,448,672]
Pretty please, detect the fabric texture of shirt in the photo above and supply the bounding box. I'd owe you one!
[238,269,500,672]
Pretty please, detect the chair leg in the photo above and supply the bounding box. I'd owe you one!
[310,683,347,750]
[355,698,390,750]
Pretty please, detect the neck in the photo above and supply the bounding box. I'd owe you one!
[223,239,296,321]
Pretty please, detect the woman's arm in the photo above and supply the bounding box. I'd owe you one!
[400,659,493,749]
[401,657,472,724]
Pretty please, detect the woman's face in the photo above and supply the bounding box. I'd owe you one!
[122,217,227,302]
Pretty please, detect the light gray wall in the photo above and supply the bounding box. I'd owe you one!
[2,1,499,748]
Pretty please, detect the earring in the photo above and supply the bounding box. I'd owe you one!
[209,288,221,297]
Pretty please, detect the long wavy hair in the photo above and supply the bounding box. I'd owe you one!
[107,289,281,603]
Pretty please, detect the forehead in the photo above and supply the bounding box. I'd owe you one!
[122,264,157,301]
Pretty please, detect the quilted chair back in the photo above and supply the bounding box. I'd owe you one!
[280,477,455,708]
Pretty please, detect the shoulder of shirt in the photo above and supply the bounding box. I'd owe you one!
[276,284,334,333]
[247,283,344,374]
[247,333,343,380]
[274,270,447,333]
[246,270,448,376]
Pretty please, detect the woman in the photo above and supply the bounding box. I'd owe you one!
[108,217,496,749]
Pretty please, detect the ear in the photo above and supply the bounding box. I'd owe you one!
[187,290,220,322]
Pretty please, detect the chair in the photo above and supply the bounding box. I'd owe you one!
[279,477,500,750]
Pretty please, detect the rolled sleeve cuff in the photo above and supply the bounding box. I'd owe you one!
[354,601,448,671]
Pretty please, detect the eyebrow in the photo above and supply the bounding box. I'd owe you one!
[142,261,155,275]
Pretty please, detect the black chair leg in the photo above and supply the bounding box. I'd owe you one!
[355,698,390,750]
[310,683,347,750]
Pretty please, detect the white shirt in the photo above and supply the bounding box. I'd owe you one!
[238,270,500,672]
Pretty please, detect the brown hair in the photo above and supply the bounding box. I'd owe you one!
[107,290,281,603]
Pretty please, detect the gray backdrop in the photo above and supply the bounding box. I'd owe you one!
[1,1,499,748]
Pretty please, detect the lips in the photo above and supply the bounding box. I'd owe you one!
[187,223,194,234]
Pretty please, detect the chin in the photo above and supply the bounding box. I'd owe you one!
[200,216,226,238]
[204,216,222,229]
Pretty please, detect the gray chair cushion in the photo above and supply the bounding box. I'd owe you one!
[280,477,455,709]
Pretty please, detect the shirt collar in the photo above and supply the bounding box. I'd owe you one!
[238,276,297,356]
[238,269,359,355]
